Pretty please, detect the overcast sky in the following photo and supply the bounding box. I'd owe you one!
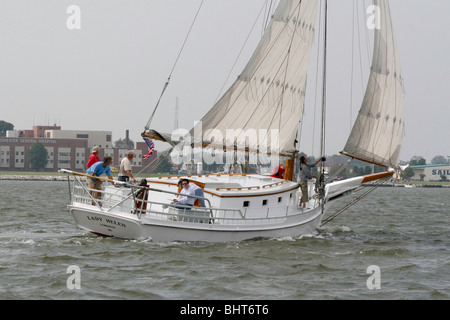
[0,0,448,163]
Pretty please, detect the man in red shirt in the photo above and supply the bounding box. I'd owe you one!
[86,146,100,169]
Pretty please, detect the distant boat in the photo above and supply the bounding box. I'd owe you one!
[61,0,404,242]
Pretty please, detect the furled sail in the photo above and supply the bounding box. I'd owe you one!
[342,0,405,168]
[188,0,319,156]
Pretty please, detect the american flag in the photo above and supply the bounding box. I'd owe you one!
[143,137,155,159]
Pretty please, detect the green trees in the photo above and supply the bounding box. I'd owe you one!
[29,143,48,171]
[0,120,14,137]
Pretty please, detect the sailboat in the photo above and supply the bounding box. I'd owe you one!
[61,0,404,242]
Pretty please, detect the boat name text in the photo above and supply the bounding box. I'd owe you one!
[87,216,126,228]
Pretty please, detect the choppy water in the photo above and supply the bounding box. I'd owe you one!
[0,180,448,301]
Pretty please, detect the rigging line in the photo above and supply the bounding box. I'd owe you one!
[355,0,365,94]
[262,0,274,36]
[349,0,356,133]
[325,158,352,183]
[320,176,390,226]
[136,147,175,176]
[363,0,373,67]
[213,1,267,105]
[145,0,205,131]
[135,152,161,176]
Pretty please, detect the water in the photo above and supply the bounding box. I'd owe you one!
[0,180,448,301]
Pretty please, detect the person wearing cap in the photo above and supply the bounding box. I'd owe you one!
[118,150,137,184]
[86,156,115,203]
[86,146,100,169]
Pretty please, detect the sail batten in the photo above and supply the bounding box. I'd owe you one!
[343,0,405,168]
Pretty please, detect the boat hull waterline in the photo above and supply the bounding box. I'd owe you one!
[69,204,324,242]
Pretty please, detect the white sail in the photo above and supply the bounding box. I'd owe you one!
[342,0,405,168]
[190,0,319,156]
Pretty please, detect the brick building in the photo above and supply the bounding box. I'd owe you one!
[0,126,157,173]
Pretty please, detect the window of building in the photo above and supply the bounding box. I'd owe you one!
[76,134,89,139]
[106,135,112,142]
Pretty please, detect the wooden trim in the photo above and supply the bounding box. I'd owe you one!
[361,171,394,183]
[284,159,295,181]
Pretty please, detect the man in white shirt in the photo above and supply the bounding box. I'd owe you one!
[118,150,137,184]
[172,179,196,207]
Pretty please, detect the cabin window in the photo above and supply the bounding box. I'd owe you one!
[262,200,268,206]
[278,197,282,203]
[290,193,293,198]
[243,201,250,207]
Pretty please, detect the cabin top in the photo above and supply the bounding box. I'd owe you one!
[146,173,299,197]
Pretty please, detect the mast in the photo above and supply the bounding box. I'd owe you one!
[318,0,328,205]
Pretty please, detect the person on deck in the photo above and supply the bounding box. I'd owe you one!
[86,146,100,169]
[176,179,206,207]
[172,178,196,209]
[86,156,115,203]
[298,155,324,208]
[118,150,137,184]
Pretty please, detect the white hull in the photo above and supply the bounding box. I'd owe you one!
[64,173,344,242]
[62,172,374,242]
[70,204,323,242]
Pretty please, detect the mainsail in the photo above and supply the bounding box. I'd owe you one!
[192,0,318,156]
[144,0,319,157]
[342,0,405,168]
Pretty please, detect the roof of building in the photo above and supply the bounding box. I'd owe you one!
[410,164,450,169]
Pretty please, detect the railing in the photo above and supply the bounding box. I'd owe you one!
[61,170,312,226]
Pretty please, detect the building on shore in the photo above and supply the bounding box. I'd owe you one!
[1,126,157,173]
[410,164,450,182]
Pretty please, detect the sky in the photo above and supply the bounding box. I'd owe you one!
[0,0,449,163]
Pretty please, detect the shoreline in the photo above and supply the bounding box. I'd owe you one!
[0,175,68,181]
[1,174,449,187]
